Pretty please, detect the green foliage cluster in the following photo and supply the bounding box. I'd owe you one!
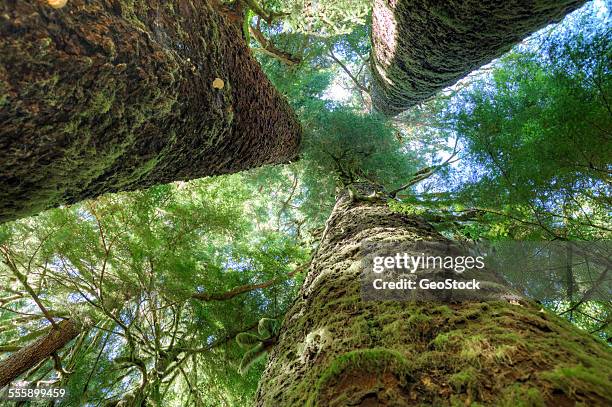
[244,0,371,37]
[236,318,280,373]
[282,0,370,36]
[0,175,308,405]
[449,27,610,240]
[300,108,421,188]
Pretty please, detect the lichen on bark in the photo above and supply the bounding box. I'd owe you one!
[370,0,586,116]
[0,0,301,223]
[254,188,612,406]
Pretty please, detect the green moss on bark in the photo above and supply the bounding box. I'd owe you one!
[499,385,545,407]
[308,348,412,406]
[370,0,587,115]
[0,0,300,223]
[255,193,612,406]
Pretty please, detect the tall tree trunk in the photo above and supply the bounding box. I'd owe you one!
[255,188,612,405]
[370,0,586,116]
[0,0,300,223]
[0,320,80,388]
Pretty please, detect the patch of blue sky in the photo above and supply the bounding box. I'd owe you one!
[431,1,610,192]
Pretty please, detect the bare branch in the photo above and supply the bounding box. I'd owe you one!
[0,246,58,328]
[192,263,308,302]
[327,45,369,93]
[249,25,301,65]
[390,138,460,197]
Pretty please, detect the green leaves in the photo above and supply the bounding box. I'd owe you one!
[239,343,266,375]
[258,318,279,338]
[236,318,280,374]
[237,332,263,349]
[279,0,371,37]
[0,174,302,404]
[445,25,611,240]
[301,107,422,189]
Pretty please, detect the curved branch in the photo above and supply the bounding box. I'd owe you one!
[192,263,307,302]
[249,26,301,65]
[328,46,369,93]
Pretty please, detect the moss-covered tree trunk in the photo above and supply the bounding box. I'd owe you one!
[0,0,300,223]
[255,188,612,405]
[370,0,586,116]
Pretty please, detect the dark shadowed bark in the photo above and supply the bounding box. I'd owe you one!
[255,187,612,406]
[370,0,586,116]
[0,320,80,388]
[0,0,301,223]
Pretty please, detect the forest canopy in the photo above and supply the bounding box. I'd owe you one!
[0,0,610,406]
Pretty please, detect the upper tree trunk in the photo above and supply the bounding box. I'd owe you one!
[255,188,612,405]
[370,0,586,116]
[0,319,80,388]
[0,0,300,223]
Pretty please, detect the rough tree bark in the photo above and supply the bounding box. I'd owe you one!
[255,187,612,405]
[370,0,586,115]
[0,0,300,223]
[0,320,80,388]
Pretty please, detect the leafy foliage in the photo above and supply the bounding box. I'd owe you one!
[301,108,422,189]
[448,26,611,240]
[236,318,280,374]
[0,176,308,405]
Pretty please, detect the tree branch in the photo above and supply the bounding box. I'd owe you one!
[249,25,301,65]
[0,245,58,328]
[192,263,307,302]
[242,0,288,24]
[390,138,460,197]
[328,46,369,93]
